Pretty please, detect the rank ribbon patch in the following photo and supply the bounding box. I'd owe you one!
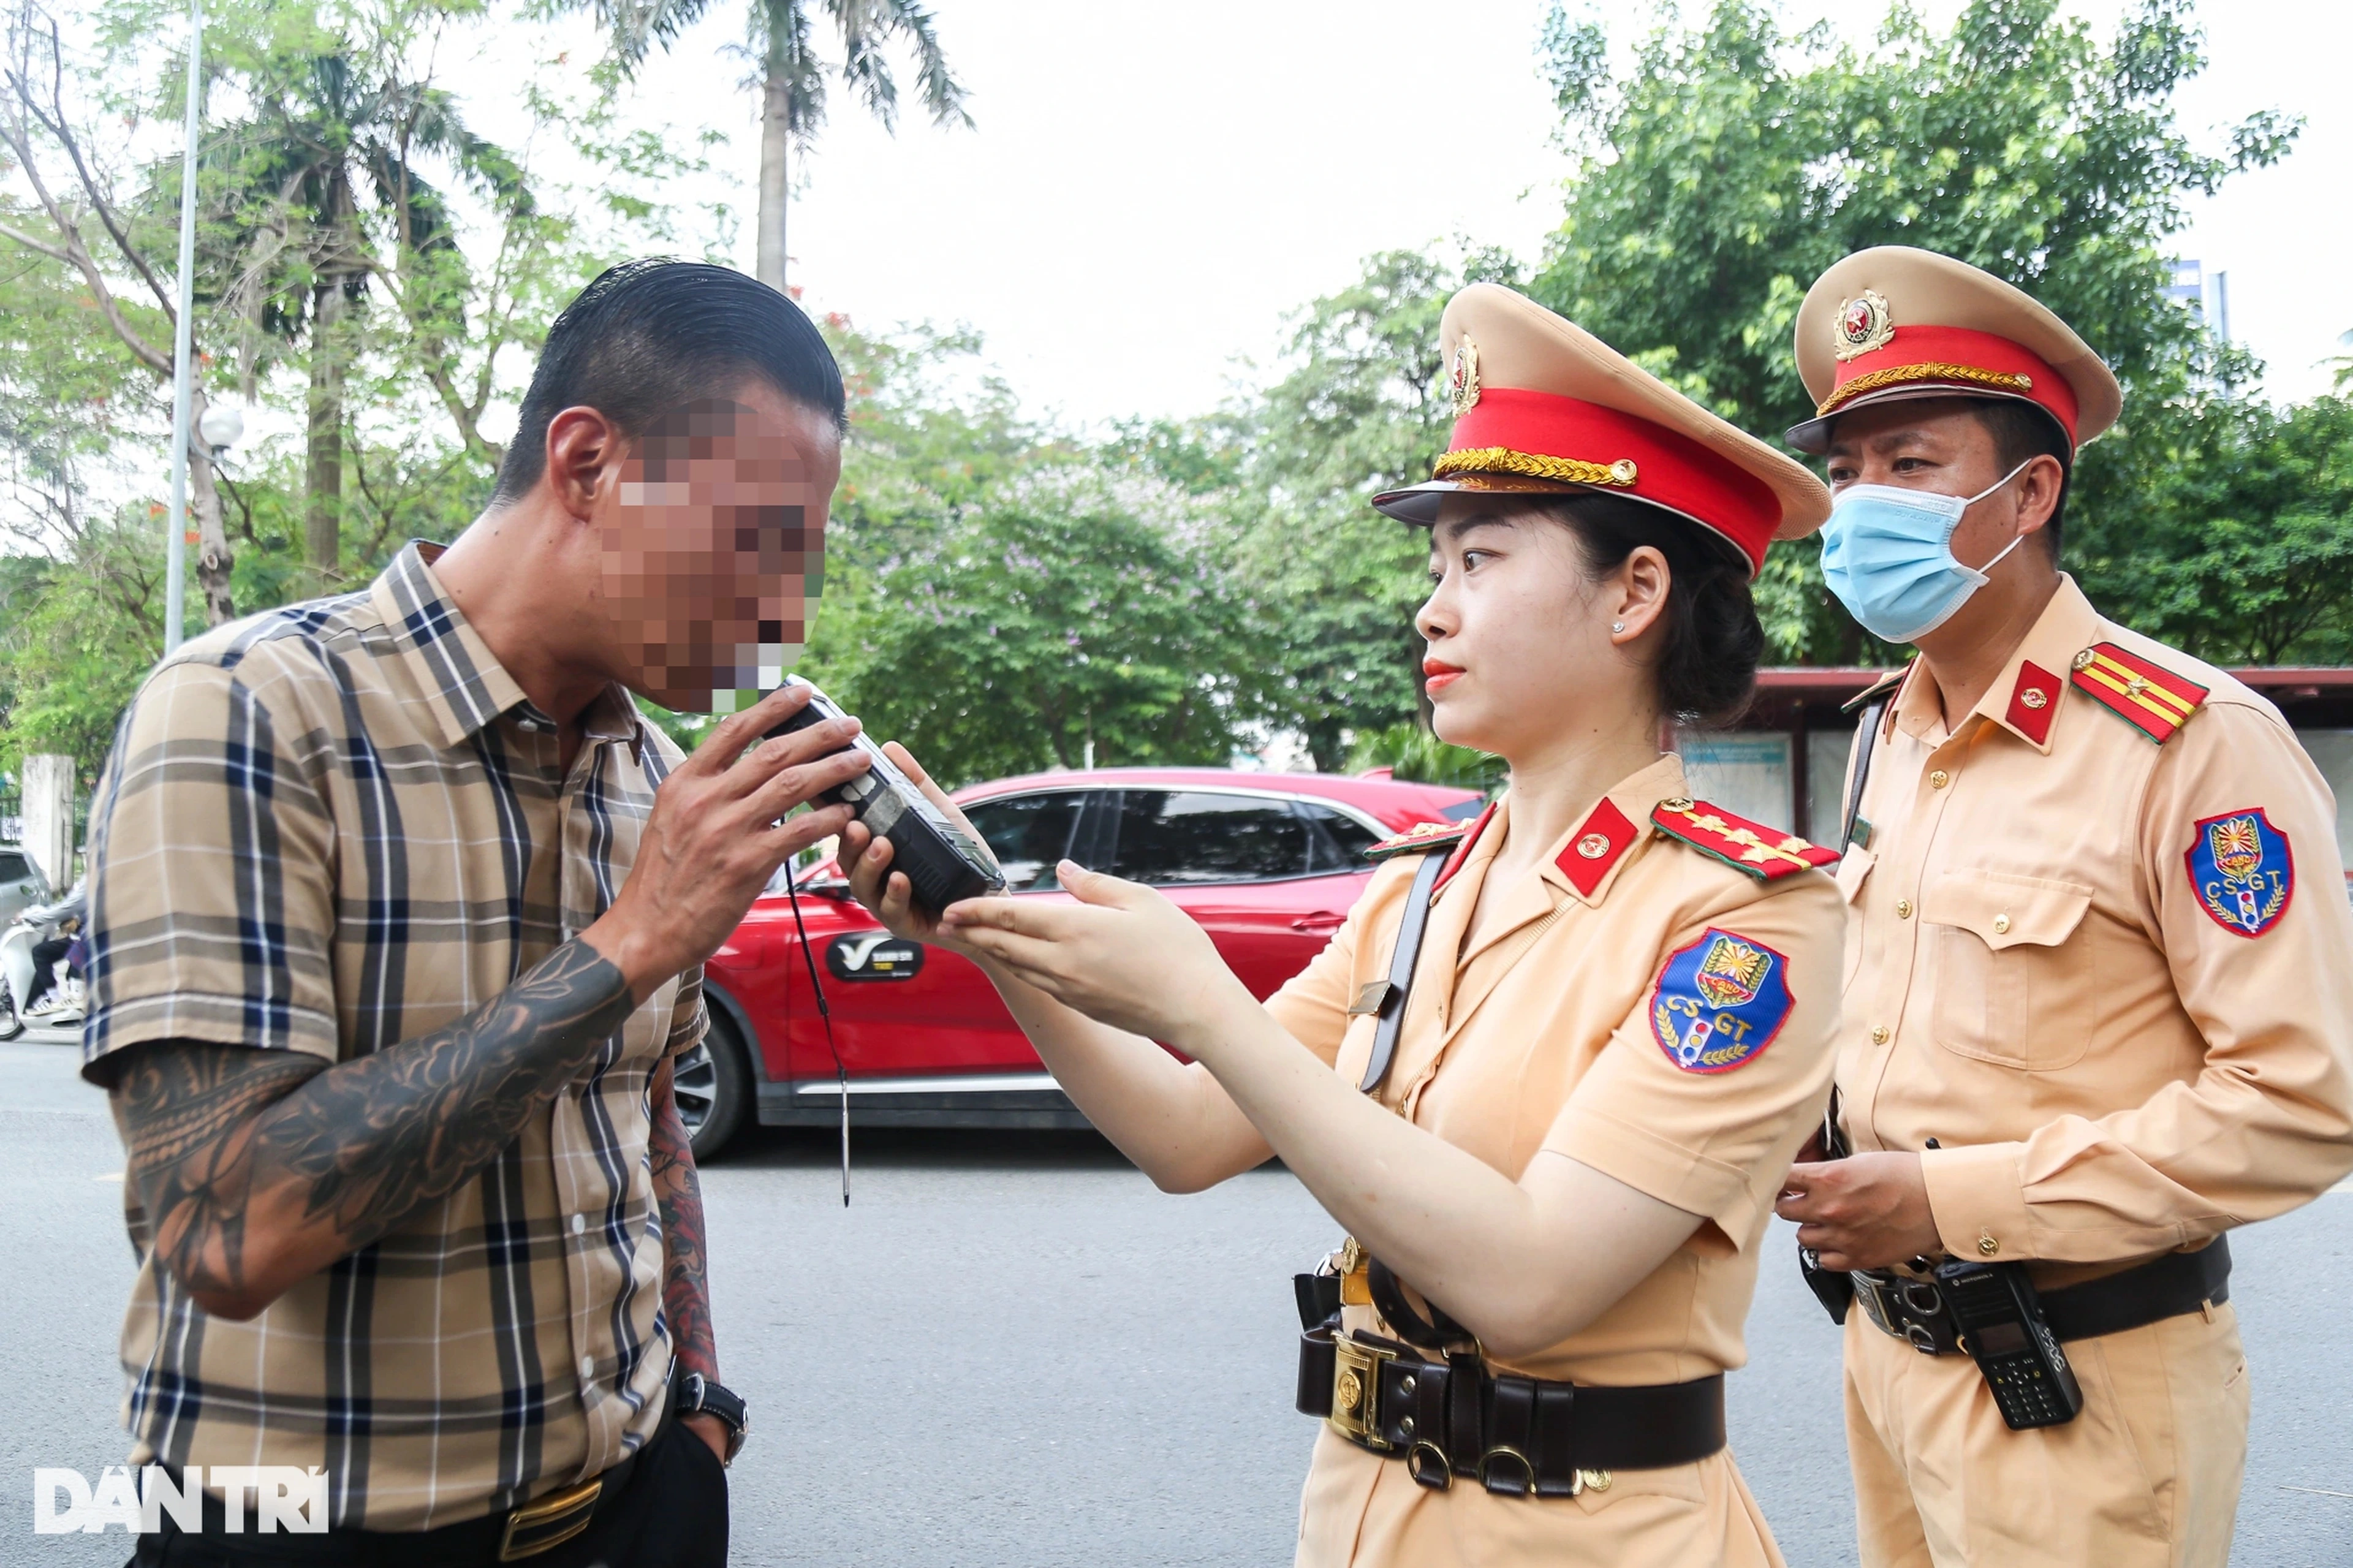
[2186,808,2295,938]
[1648,928,1795,1074]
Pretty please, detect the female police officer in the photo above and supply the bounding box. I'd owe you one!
[844,284,1841,1567]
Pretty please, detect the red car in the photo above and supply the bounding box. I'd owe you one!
[683,767,1485,1156]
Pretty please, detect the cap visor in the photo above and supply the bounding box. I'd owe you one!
[1785,383,2057,454]
[1369,473,1590,526]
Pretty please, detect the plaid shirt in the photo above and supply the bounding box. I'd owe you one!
[82,542,704,1531]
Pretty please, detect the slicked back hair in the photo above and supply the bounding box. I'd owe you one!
[490,259,847,507]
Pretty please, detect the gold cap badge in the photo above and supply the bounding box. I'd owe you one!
[1449,335,1481,415]
[1833,289,1894,362]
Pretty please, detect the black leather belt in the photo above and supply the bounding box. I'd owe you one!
[1855,1237,2232,1356]
[1295,1324,1725,1495]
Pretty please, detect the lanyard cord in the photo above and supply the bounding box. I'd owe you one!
[780,857,849,1206]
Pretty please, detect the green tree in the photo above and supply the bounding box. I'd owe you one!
[1216,246,1521,770]
[809,461,1249,786]
[190,8,531,586]
[558,0,968,290]
[2124,396,2353,663]
[1531,0,2296,662]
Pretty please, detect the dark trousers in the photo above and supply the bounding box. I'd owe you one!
[126,1420,728,1568]
[25,934,70,1005]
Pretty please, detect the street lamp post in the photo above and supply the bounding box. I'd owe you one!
[162,0,203,655]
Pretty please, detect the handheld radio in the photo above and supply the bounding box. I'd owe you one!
[1932,1259,2085,1430]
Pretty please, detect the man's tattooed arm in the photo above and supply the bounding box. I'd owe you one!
[648,1054,719,1382]
[108,937,638,1319]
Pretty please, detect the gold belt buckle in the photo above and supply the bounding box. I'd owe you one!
[1327,1331,1395,1452]
[498,1475,603,1562]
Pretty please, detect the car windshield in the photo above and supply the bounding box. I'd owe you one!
[1107,791,1326,885]
[962,792,1088,892]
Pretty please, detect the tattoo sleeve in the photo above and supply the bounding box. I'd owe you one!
[110,937,637,1314]
[649,1055,719,1381]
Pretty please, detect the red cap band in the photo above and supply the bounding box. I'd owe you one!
[1449,388,1781,572]
[1822,325,2078,447]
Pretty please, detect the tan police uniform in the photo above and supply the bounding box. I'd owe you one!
[1264,284,1846,1567]
[1791,248,2353,1568]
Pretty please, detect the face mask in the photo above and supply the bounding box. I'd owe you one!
[1820,460,2035,644]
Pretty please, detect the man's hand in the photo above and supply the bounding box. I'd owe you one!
[1776,1150,1944,1271]
[590,684,871,999]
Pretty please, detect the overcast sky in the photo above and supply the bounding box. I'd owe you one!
[468,0,2347,432]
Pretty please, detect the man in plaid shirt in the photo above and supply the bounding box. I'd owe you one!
[83,260,861,1566]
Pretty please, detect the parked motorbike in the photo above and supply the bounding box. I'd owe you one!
[0,885,85,1040]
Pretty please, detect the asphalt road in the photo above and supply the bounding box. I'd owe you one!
[2,1030,2347,1567]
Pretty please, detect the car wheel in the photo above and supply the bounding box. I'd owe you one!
[676,1011,752,1162]
[0,978,20,1042]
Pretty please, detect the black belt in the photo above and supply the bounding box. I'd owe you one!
[1297,1324,1725,1494]
[1855,1237,2231,1356]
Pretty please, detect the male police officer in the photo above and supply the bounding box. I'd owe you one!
[1773,246,2353,1567]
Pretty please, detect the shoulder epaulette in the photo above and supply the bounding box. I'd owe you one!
[2069,642,2208,744]
[1364,817,1471,863]
[1840,666,1909,716]
[1652,797,1840,881]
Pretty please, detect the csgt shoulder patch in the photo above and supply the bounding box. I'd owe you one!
[1648,928,1795,1074]
[2186,808,2294,938]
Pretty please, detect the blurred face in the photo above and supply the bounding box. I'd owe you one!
[594,388,843,713]
[1415,499,1648,761]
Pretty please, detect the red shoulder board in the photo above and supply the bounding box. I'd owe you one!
[1652,797,1839,881]
[2069,643,2208,744]
[1365,816,1472,864]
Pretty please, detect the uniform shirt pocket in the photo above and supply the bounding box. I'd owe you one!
[1920,869,2095,1070]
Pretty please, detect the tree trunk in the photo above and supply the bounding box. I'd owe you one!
[187,406,236,627]
[756,66,790,290]
[305,278,347,590]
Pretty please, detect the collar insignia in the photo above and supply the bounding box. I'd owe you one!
[2004,660,2063,746]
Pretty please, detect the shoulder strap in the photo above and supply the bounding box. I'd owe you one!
[1355,848,1446,1095]
[2069,642,2210,744]
[1652,798,1838,880]
[1843,695,1891,852]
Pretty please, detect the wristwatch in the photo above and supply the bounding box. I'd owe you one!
[673,1370,750,1464]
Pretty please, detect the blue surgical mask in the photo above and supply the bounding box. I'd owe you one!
[1819,460,2034,644]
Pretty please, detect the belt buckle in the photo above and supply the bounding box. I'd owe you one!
[1852,1272,1900,1339]
[498,1476,602,1562]
[1327,1332,1395,1452]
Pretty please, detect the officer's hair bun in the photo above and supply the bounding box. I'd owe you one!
[1545,494,1764,727]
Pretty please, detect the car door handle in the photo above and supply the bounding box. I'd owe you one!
[1290,912,1346,932]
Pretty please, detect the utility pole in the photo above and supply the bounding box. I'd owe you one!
[162,0,202,654]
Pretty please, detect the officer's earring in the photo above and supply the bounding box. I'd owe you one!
[1610,621,1626,635]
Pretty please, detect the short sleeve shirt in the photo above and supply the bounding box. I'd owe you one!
[1836,575,2353,1279]
[81,542,704,1530]
[1263,756,1843,1563]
